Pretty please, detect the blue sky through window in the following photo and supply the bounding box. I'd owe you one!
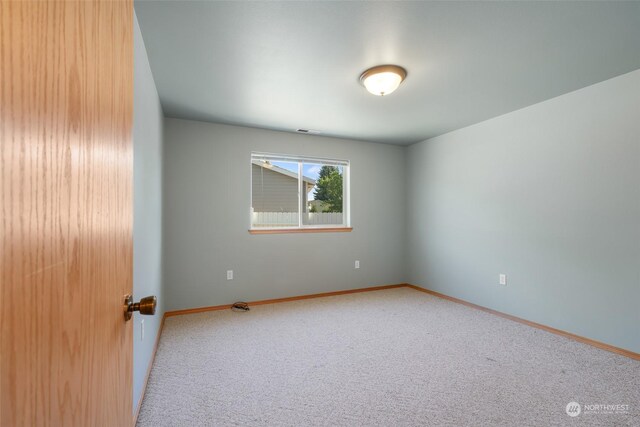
[271,161,321,179]
[271,162,341,180]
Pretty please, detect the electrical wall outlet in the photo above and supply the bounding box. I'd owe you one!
[140,319,145,341]
[499,274,507,286]
[227,270,233,280]
[355,260,360,269]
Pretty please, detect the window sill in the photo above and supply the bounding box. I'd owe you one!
[249,227,353,235]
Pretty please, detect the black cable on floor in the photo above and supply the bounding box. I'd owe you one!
[231,302,250,312]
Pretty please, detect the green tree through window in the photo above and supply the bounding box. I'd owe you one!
[313,166,343,212]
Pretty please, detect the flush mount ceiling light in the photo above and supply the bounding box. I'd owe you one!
[359,65,407,96]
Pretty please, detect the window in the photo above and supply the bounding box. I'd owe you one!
[250,152,350,232]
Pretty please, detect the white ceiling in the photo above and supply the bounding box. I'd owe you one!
[135,1,640,145]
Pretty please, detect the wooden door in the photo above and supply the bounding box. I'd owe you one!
[1,1,134,426]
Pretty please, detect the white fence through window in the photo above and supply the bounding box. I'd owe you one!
[252,211,344,227]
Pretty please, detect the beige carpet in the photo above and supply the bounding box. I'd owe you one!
[137,288,639,426]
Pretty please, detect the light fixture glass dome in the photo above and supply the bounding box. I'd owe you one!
[360,65,407,96]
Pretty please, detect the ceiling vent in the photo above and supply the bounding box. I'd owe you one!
[296,129,321,135]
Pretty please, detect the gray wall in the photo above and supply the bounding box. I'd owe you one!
[407,69,640,353]
[163,119,406,311]
[133,12,164,413]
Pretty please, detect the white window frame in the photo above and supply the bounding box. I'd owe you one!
[250,152,351,231]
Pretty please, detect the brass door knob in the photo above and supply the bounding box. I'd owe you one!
[124,295,157,321]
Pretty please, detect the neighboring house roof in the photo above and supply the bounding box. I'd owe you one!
[252,160,316,186]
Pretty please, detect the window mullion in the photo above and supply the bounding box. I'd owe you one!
[298,162,303,229]
[344,166,349,227]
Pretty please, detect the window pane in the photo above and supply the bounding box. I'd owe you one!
[251,159,299,228]
[302,163,344,226]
